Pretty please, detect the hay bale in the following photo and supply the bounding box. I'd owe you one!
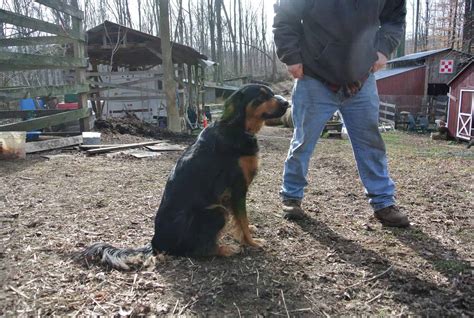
[281,108,294,128]
[265,117,283,126]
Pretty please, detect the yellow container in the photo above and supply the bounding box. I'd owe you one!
[0,132,26,160]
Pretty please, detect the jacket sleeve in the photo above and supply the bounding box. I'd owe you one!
[375,0,406,58]
[272,0,307,66]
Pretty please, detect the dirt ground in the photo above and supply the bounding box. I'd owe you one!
[1,126,473,317]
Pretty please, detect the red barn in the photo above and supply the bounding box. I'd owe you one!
[375,66,426,113]
[374,48,472,126]
[447,61,473,141]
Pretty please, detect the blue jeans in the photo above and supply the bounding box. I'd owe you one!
[280,74,396,211]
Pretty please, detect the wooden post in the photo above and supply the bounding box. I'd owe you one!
[177,63,185,117]
[200,65,205,118]
[187,63,193,112]
[71,0,91,131]
[159,0,181,132]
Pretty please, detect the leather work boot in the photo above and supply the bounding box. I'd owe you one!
[374,205,410,228]
[282,199,305,220]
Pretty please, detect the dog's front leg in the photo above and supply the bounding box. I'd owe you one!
[230,179,264,248]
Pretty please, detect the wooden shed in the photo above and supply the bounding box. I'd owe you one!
[375,66,426,114]
[447,61,473,140]
[375,48,472,126]
[387,48,471,96]
[85,21,210,125]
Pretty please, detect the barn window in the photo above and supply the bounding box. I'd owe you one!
[428,83,449,96]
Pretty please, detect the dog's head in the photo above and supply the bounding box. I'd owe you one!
[220,84,289,134]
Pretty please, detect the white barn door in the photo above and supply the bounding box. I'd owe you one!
[457,90,474,140]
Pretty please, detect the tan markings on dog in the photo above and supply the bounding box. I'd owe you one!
[216,244,241,256]
[245,98,282,133]
[234,215,264,247]
[239,155,259,187]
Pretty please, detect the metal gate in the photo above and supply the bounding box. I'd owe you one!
[456,89,474,140]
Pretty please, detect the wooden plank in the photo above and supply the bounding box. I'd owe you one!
[379,109,395,117]
[0,52,87,71]
[0,110,69,119]
[0,9,83,41]
[25,136,83,153]
[0,107,89,131]
[79,144,133,150]
[89,95,164,101]
[86,141,163,155]
[79,141,170,150]
[0,84,89,102]
[86,70,164,77]
[0,36,75,47]
[35,0,84,19]
[88,76,161,94]
[89,80,159,94]
[380,118,395,125]
[102,77,162,87]
[380,102,396,108]
[146,144,185,152]
[447,93,457,102]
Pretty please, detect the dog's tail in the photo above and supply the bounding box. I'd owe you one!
[73,242,155,270]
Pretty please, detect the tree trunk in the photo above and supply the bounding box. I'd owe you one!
[450,0,459,48]
[414,0,420,52]
[208,0,217,81]
[138,0,142,31]
[188,0,193,47]
[238,0,243,75]
[215,0,223,83]
[463,0,473,53]
[424,0,429,49]
[159,0,181,132]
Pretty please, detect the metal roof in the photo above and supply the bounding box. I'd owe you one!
[87,21,208,67]
[447,60,473,85]
[374,66,425,80]
[387,48,450,63]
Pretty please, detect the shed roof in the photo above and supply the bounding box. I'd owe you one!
[447,60,473,86]
[387,48,450,64]
[86,21,208,67]
[374,66,425,80]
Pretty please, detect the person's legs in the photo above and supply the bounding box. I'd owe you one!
[339,75,409,227]
[281,76,338,203]
[339,74,396,211]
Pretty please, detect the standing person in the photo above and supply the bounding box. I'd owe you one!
[273,0,410,227]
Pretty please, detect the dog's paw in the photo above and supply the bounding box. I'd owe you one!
[249,224,258,234]
[245,238,266,249]
[217,244,241,257]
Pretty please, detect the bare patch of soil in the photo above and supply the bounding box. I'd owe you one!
[1,127,472,316]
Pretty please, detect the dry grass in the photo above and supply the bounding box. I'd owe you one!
[1,127,473,316]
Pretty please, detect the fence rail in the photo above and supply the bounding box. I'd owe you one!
[0,0,91,131]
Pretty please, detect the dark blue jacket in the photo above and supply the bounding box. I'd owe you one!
[273,0,406,85]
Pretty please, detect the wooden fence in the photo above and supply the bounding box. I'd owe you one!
[0,0,91,132]
[379,101,396,126]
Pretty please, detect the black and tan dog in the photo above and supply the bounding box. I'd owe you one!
[75,84,288,269]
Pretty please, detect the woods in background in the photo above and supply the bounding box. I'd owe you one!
[1,0,473,82]
[80,0,282,83]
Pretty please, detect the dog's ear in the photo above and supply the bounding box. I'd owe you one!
[220,90,246,126]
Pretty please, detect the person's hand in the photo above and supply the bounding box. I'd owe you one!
[371,52,388,72]
[287,63,304,79]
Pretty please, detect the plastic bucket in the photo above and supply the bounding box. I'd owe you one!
[82,132,101,145]
[0,132,26,160]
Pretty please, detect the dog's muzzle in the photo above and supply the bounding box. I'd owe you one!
[274,95,289,116]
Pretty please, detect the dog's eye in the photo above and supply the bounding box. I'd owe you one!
[257,94,270,102]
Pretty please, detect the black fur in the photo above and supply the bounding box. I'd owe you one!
[75,84,288,269]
